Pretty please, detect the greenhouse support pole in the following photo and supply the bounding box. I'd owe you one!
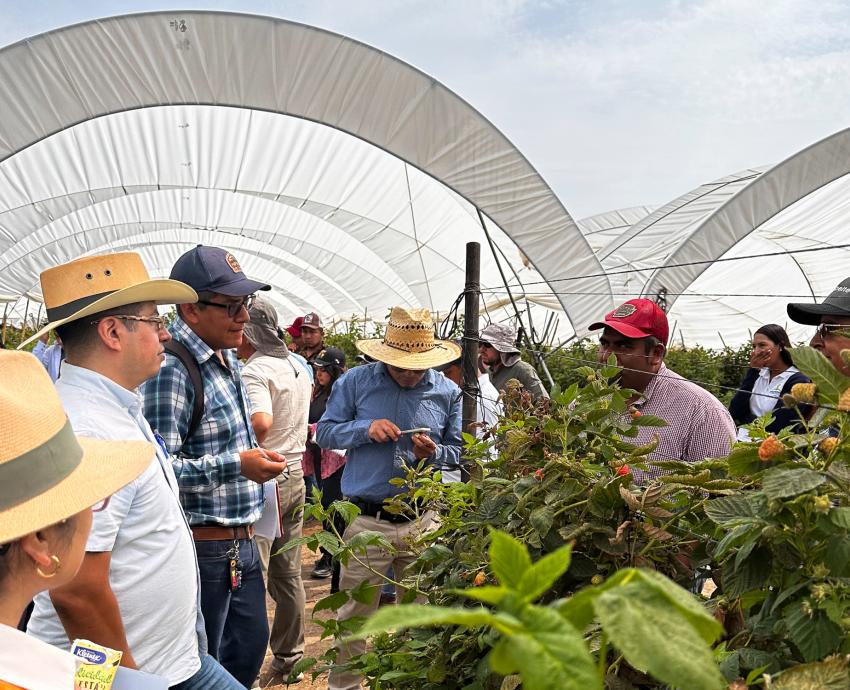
[461,241,481,483]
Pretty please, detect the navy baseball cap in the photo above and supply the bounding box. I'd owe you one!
[169,245,270,297]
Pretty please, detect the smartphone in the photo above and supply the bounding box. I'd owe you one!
[399,427,431,435]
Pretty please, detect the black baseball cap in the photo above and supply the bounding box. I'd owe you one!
[170,245,270,297]
[312,347,346,368]
[788,278,850,325]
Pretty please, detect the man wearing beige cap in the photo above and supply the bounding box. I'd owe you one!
[22,253,244,688]
[316,307,462,690]
[478,323,548,400]
[237,297,312,685]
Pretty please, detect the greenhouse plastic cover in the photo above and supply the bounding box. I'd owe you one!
[0,10,607,341]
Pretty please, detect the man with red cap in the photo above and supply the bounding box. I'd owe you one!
[589,299,735,479]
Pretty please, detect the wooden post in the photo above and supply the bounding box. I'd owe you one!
[461,242,481,482]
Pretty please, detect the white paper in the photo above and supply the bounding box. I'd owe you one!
[254,479,282,540]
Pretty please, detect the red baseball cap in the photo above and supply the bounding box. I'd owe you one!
[285,316,304,338]
[589,299,669,345]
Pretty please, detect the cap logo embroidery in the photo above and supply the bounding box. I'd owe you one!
[225,253,242,274]
[612,304,637,319]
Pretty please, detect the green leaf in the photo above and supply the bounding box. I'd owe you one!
[557,587,601,630]
[330,499,362,526]
[789,346,850,404]
[313,589,350,615]
[829,507,850,530]
[350,579,381,605]
[770,655,850,690]
[593,571,724,690]
[503,605,600,690]
[489,531,531,588]
[529,505,554,538]
[722,546,771,598]
[783,601,843,662]
[631,414,668,427]
[762,467,826,499]
[346,530,395,554]
[453,585,510,605]
[726,444,763,477]
[351,604,519,639]
[704,492,768,526]
[516,544,572,602]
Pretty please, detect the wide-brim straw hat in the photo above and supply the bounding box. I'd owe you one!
[0,351,153,544]
[19,252,198,348]
[356,307,461,369]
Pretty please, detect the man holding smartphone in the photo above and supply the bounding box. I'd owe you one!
[316,307,462,690]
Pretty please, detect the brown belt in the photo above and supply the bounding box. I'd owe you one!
[191,524,255,541]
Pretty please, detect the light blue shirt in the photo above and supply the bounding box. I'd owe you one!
[31,340,64,382]
[28,363,207,682]
[316,362,462,502]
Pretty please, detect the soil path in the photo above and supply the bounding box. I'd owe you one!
[259,521,334,689]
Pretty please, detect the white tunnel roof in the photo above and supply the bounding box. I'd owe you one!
[0,10,609,339]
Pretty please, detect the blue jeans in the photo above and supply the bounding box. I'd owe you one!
[194,537,269,688]
[171,654,243,689]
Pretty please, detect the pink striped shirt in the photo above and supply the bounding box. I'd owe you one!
[628,364,735,480]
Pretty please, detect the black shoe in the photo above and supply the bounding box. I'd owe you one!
[311,554,333,579]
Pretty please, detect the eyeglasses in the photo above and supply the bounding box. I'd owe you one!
[814,323,850,340]
[91,315,168,332]
[92,496,111,513]
[197,294,255,318]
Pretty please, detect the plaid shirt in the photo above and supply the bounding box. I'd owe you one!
[627,364,736,482]
[142,317,262,527]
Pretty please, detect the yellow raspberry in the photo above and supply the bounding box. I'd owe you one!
[813,495,832,513]
[590,574,604,585]
[839,388,850,412]
[473,572,486,586]
[758,435,784,461]
[819,437,839,455]
[790,383,817,404]
[841,349,850,368]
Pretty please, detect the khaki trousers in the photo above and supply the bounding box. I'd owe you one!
[328,511,437,690]
[256,464,306,673]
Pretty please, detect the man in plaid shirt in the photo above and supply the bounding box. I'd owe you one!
[589,299,735,482]
[143,245,288,688]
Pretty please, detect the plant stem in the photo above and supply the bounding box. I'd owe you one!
[597,631,608,682]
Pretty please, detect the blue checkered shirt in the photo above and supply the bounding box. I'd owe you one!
[141,317,262,527]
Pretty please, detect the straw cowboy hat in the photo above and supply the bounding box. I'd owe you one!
[357,307,461,369]
[19,252,198,348]
[0,351,153,544]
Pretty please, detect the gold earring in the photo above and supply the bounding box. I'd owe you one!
[36,554,61,579]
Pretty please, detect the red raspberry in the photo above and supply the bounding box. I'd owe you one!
[758,435,784,461]
[616,465,630,476]
[473,572,486,586]
[534,468,545,481]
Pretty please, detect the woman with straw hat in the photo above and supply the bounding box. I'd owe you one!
[0,352,152,689]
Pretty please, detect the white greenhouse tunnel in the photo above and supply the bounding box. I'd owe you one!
[0,11,608,345]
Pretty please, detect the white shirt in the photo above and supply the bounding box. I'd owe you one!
[737,366,800,441]
[242,352,312,466]
[0,624,78,689]
[442,373,503,482]
[27,364,203,685]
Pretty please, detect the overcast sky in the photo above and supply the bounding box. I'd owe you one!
[2,0,850,219]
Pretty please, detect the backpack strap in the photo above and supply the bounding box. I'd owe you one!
[164,339,205,447]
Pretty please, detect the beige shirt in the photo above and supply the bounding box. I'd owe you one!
[242,352,313,466]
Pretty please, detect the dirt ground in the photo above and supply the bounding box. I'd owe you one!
[259,521,335,689]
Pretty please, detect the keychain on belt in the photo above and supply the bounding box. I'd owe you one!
[227,540,243,591]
